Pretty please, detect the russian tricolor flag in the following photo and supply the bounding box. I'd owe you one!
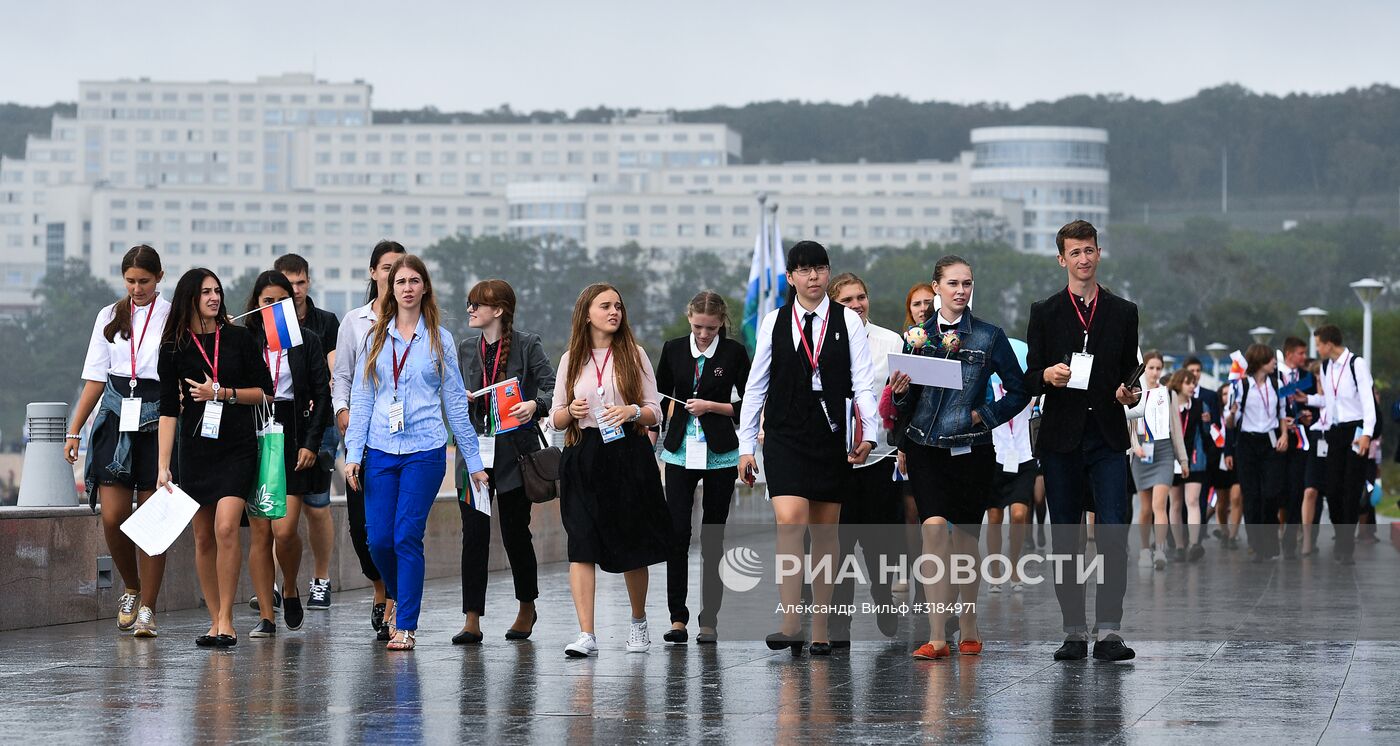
[260,298,303,351]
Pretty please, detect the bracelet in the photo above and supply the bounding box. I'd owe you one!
[65,433,81,441]
[230,388,238,405]
[628,404,642,423]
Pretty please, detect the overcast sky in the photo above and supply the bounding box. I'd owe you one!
[4,0,1396,112]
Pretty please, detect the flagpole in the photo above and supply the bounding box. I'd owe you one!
[229,303,276,322]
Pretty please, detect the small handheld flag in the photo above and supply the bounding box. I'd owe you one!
[1227,350,1247,381]
[260,298,304,352]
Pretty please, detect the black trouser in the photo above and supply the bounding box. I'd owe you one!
[831,462,900,633]
[345,480,383,584]
[1235,432,1284,558]
[1281,431,1308,550]
[664,463,736,627]
[1324,422,1366,558]
[459,480,538,615]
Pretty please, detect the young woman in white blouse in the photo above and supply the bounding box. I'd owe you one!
[64,245,171,638]
[1125,351,1187,570]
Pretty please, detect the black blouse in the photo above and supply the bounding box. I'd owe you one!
[159,324,273,441]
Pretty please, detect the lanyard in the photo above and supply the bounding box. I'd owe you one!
[692,356,704,395]
[480,336,503,389]
[189,326,220,388]
[591,348,612,396]
[1066,287,1098,351]
[792,306,827,371]
[1328,352,1350,399]
[1250,377,1277,425]
[263,347,283,395]
[1141,389,1156,440]
[127,298,157,391]
[391,335,414,395]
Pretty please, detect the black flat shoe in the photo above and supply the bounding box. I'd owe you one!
[371,603,386,632]
[696,630,718,644]
[830,640,851,649]
[451,629,484,645]
[1053,638,1089,661]
[1092,635,1135,661]
[504,610,538,641]
[809,642,832,656]
[765,631,805,655]
[196,634,217,648]
[663,628,688,644]
[215,634,237,648]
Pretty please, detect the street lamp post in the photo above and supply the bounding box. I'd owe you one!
[1205,342,1229,380]
[1249,326,1275,346]
[1298,307,1328,357]
[1350,278,1384,362]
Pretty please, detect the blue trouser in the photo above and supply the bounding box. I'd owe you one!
[1040,418,1130,635]
[364,445,446,631]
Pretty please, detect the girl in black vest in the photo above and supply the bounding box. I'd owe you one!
[241,271,332,637]
[453,279,556,645]
[738,241,879,656]
[656,291,751,645]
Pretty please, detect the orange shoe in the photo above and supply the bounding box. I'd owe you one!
[912,643,951,660]
[958,640,984,656]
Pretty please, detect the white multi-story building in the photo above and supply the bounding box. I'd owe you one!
[0,73,1107,315]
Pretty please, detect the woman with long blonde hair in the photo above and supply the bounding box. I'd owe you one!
[344,255,488,651]
[549,283,669,657]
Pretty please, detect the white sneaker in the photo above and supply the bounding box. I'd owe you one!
[1010,582,1025,593]
[565,632,598,658]
[988,583,1003,594]
[1138,549,1154,569]
[626,620,651,652]
[1153,548,1167,571]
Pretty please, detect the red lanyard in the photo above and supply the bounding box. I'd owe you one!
[127,298,156,389]
[480,336,503,389]
[1179,405,1190,435]
[189,326,220,387]
[1066,287,1098,349]
[1250,378,1276,422]
[591,348,612,394]
[792,306,827,371]
[263,347,283,395]
[1328,352,1350,398]
[391,335,414,393]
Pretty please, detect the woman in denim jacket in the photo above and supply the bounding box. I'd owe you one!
[889,255,1031,660]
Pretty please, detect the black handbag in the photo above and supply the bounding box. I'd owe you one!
[516,425,562,504]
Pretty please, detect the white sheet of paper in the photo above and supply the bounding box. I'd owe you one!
[1068,353,1094,390]
[469,477,491,516]
[120,483,200,556]
[478,436,495,469]
[887,352,963,390]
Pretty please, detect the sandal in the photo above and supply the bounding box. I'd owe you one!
[386,630,415,651]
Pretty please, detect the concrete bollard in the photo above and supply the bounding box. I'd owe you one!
[18,402,80,507]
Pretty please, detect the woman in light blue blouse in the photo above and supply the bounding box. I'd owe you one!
[344,254,488,651]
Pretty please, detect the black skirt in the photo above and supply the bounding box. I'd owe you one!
[273,400,331,496]
[762,404,852,503]
[906,442,996,530]
[559,427,671,573]
[177,419,258,508]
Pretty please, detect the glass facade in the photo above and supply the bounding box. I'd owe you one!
[973,140,1107,170]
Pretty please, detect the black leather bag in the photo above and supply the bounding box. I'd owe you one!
[516,425,562,504]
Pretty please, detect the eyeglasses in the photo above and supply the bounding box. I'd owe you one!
[468,302,490,311]
[791,265,830,279]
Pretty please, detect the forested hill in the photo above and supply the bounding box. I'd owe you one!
[4,85,1400,210]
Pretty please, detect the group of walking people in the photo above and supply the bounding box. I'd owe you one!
[66,217,1386,662]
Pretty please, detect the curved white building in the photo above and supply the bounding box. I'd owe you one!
[969,126,1109,254]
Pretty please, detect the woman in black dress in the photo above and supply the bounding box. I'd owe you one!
[549,283,670,658]
[241,271,332,637]
[157,268,273,648]
[737,241,880,656]
[655,290,750,645]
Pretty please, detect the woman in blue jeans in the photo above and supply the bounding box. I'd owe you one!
[344,254,488,651]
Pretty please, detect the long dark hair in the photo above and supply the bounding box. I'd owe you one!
[363,255,444,388]
[468,279,517,383]
[563,283,646,446]
[243,271,295,339]
[366,240,407,303]
[162,268,229,348]
[103,245,163,342]
[783,240,829,306]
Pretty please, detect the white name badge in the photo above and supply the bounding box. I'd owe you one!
[119,397,142,432]
[685,425,708,471]
[1002,458,1019,474]
[950,445,972,457]
[479,435,495,469]
[200,401,223,439]
[1068,353,1094,390]
[593,401,625,443]
[388,399,405,435]
[1141,447,1154,464]
[1267,431,1279,450]
[1316,439,1328,458]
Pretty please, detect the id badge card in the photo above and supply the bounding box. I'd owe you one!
[593,401,625,443]
[1068,353,1094,390]
[388,399,405,435]
[1002,458,1019,474]
[1353,425,1366,455]
[1317,439,1329,458]
[1140,446,1154,464]
[200,401,223,439]
[119,397,142,432]
[1267,431,1279,450]
[685,424,708,471]
[950,445,972,457]
[479,435,495,469]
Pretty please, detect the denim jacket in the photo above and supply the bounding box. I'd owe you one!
[84,377,160,510]
[895,312,1031,449]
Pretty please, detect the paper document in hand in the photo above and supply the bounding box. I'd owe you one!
[120,483,200,556]
[467,477,492,516]
[887,352,962,390]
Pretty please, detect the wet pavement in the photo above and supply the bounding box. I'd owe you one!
[2,524,1399,744]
